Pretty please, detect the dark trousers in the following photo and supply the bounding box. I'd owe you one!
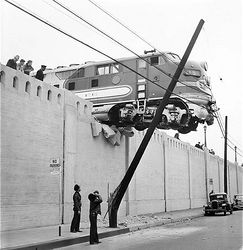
[89,212,98,243]
[70,210,80,232]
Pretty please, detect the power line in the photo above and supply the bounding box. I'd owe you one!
[215,112,243,159]
[88,0,156,52]
[87,0,243,159]
[216,110,243,153]
[49,0,210,99]
[5,0,242,157]
[4,0,212,111]
[87,0,213,89]
[87,0,243,155]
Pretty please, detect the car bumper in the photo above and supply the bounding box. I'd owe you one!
[233,205,243,210]
[204,208,227,213]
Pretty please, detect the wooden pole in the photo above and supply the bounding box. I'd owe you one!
[109,19,205,227]
[224,116,228,193]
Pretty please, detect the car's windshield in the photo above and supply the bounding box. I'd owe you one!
[235,195,243,201]
[210,194,226,201]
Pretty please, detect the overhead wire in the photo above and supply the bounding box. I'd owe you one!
[49,0,210,100]
[215,111,243,159]
[216,110,243,153]
[87,0,243,156]
[87,0,210,86]
[201,20,243,156]
[5,0,243,159]
[4,0,212,111]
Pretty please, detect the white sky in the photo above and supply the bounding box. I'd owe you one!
[1,0,243,163]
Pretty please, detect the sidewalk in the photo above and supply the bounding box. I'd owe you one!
[0,208,204,250]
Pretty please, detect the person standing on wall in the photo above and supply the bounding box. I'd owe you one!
[70,184,82,233]
[35,65,46,81]
[17,59,25,72]
[23,60,34,75]
[88,190,102,244]
[6,55,19,69]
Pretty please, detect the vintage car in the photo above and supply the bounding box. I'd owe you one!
[203,192,233,216]
[233,194,243,210]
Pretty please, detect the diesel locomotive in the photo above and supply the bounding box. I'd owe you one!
[59,51,216,133]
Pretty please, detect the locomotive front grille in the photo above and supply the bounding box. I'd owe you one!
[212,201,218,209]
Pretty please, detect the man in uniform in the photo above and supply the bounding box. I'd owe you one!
[70,184,82,233]
[35,65,46,81]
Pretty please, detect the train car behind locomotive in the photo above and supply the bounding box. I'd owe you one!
[62,51,216,133]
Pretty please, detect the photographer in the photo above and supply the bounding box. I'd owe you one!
[88,190,103,244]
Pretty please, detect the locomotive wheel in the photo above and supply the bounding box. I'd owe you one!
[178,118,198,134]
[134,123,147,131]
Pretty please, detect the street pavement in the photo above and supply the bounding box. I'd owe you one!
[0,208,204,250]
[59,210,243,250]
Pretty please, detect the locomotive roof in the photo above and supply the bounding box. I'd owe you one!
[43,51,203,74]
[88,51,180,66]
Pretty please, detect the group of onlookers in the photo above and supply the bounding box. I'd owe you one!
[6,55,46,81]
[195,142,215,154]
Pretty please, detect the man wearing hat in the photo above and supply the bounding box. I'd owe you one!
[88,190,102,244]
[70,184,82,233]
[35,65,46,81]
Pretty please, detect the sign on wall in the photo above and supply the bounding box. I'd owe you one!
[209,178,213,185]
[50,158,61,175]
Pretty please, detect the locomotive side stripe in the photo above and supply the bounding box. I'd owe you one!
[75,85,132,100]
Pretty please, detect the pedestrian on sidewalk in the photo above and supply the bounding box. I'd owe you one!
[88,190,102,244]
[70,184,82,233]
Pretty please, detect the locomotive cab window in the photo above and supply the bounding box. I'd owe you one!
[68,82,75,90]
[110,63,119,74]
[69,68,85,79]
[149,56,165,66]
[91,79,98,87]
[55,69,78,80]
[150,56,159,65]
[97,65,109,75]
[96,64,119,75]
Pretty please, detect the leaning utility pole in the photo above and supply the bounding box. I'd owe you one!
[108,19,205,228]
[224,116,228,193]
[234,146,237,163]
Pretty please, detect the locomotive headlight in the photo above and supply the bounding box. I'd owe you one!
[184,69,201,77]
[201,61,208,71]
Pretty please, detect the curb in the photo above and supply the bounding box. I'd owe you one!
[1,228,130,250]
[2,213,204,250]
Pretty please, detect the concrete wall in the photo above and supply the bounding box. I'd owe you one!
[1,65,64,230]
[1,64,242,231]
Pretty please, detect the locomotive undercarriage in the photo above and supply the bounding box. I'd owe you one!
[92,97,208,134]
